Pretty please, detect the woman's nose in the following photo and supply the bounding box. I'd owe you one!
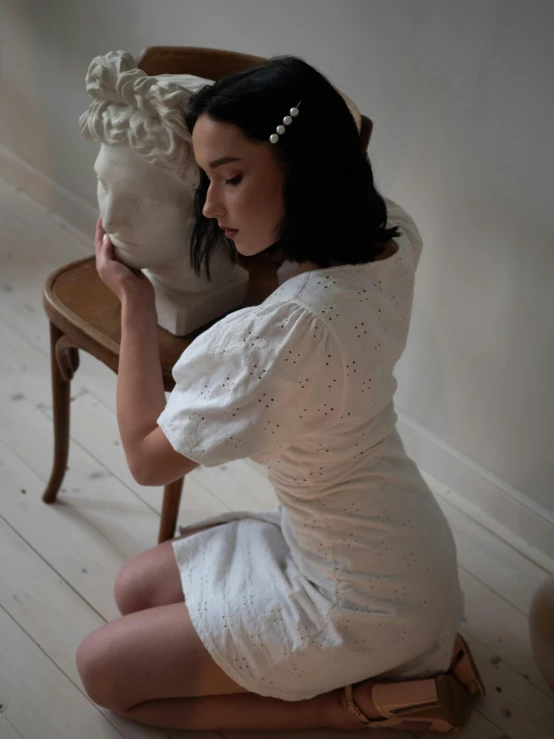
[202,185,224,220]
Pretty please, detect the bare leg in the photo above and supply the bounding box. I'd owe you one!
[118,688,363,732]
[77,597,375,732]
[114,525,227,615]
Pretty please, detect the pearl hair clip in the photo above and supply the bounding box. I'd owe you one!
[269,100,302,144]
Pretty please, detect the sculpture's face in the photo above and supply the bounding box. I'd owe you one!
[192,115,287,257]
[94,143,194,269]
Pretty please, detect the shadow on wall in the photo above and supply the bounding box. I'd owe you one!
[395,274,453,439]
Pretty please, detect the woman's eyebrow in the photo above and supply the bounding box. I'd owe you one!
[209,156,242,169]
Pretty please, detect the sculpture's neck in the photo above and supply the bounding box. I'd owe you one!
[144,249,236,293]
[145,258,212,293]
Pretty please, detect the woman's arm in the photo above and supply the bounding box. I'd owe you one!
[95,218,199,485]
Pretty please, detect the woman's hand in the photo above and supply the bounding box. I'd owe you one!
[95,217,155,305]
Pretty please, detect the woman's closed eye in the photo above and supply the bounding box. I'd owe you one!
[225,174,243,186]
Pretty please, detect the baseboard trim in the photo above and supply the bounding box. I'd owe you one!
[397,412,554,572]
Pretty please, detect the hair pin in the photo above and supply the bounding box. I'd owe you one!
[269,100,302,144]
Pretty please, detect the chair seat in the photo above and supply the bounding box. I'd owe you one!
[43,253,281,391]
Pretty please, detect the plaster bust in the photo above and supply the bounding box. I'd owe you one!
[79,50,249,335]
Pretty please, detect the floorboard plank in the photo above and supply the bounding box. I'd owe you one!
[437,496,548,615]
[0,516,217,739]
[0,713,26,739]
[459,568,552,696]
[461,632,554,739]
[0,605,124,739]
[0,433,127,621]
[408,710,508,739]
[0,515,103,682]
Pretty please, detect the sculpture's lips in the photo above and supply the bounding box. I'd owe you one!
[108,234,134,250]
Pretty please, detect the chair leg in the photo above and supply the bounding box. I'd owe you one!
[158,477,184,543]
[42,322,79,503]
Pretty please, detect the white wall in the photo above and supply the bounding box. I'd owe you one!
[1,0,553,552]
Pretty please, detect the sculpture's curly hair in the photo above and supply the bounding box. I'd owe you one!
[79,50,208,189]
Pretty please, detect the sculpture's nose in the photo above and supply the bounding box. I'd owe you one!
[102,195,133,234]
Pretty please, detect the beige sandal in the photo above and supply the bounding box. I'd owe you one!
[343,633,485,732]
[449,634,486,697]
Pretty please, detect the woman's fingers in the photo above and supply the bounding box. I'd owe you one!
[95,218,114,256]
[95,221,113,278]
[102,233,114,258]
[94,218,105,262]
[95,218,114,260]
[95,216,104,248]
[93,216,147,301]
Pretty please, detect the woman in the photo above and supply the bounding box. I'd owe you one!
[77,55,483,732]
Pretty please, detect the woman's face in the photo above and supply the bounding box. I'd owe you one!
[192,115,287,256]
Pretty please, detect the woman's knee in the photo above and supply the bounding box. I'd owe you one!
[76,629,120,710]
[113,558,145,615]
[113,542,183,615]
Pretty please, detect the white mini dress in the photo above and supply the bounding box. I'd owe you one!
[157,199,463,701]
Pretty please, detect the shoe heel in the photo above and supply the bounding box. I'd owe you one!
[382,675,473,732]
[451,634,486,696]
[343,669,476,732]
[435,673,473,729]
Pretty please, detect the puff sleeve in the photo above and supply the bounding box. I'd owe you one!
[157,299,344,467]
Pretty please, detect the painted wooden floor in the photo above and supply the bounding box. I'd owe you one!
[1,174,553,738]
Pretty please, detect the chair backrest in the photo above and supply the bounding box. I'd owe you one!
[136,45,372,150]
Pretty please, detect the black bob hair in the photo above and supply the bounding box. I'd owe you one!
[186,55,399,279]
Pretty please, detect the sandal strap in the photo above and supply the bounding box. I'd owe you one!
[450,634,486,696]
[372,678,440,718]
[343,677,450,730]
[343,683,372,725]
[342,634,485,731]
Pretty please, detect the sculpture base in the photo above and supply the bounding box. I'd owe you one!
[147,264,250,337]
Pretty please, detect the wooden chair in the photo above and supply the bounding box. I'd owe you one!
[42,46,373,543]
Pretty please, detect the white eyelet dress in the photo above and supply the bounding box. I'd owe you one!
[157,199,463,701]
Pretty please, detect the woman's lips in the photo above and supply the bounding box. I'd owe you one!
[223,228,238,239]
